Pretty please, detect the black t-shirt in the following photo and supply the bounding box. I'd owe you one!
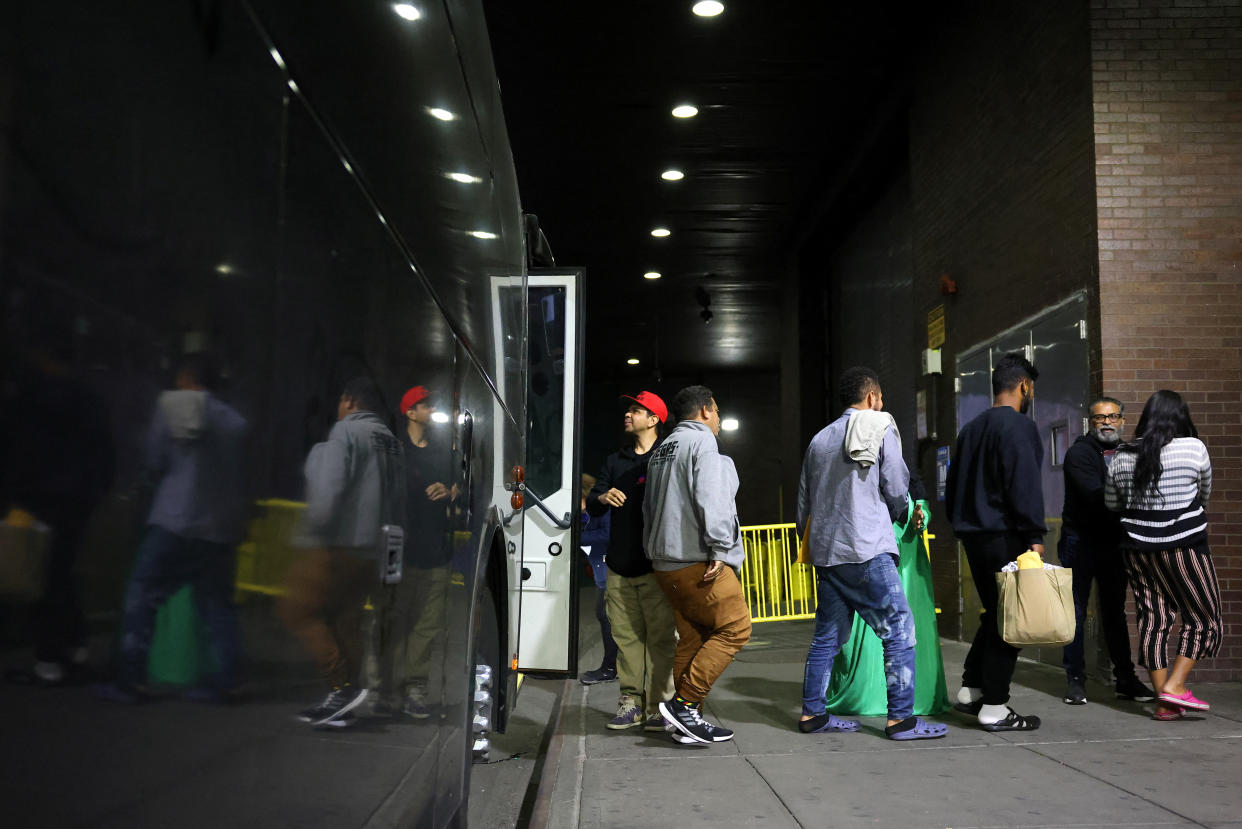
[402,432,453,568]
[585,439,661,578]
[946,406,1046,544]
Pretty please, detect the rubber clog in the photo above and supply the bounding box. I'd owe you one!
[799,713,860,734]
[886,717,948,741]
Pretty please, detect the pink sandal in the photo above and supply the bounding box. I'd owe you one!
[1152,707,1183,721]
[1157,689,1209,711]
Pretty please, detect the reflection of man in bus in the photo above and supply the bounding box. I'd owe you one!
[585,391,676,731]
[96,353,247,703]
[280,377,405,728]
[376,385,455,719]
[2,331,114,687]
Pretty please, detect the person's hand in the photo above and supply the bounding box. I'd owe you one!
[913,505,926,532]
[426,482,451,501]
[701,560,724,582]
[598,488,626,508]
[1031,543,1046,555]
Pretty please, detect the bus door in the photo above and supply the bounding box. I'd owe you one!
[514,270,583,674]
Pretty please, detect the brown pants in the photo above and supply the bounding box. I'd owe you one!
[279,548,376,689]
[654,563,752,704]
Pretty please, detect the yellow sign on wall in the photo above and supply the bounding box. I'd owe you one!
[928,305,946,349]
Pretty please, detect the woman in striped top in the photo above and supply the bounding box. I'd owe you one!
[1105,390,1220,720]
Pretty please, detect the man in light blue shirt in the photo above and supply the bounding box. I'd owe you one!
[796,366,946,741]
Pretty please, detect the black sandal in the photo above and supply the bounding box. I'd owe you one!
[981,708,1041,732]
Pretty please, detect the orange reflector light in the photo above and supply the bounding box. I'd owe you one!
[511,656,519,670]
[511,491,524,510]
[511,464,525,483]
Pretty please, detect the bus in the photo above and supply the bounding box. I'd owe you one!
[0,1,579,825]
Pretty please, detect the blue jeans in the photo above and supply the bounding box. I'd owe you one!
[802,555,916,721]
[119,526,239,690]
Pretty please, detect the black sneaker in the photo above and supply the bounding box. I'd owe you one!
[299,684,369,726]
[1115,675,1156,702]
[658,698,713,744]
[580,667,617,686]
[1064,677,1087,705]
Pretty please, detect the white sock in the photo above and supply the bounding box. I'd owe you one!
[977,703,1010,725]
[957,686,982,705]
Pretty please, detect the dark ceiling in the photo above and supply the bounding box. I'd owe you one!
[483,1,920,382]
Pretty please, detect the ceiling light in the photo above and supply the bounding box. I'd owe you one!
[269,48,286,70]
[469,230,498,239]
[215,263,235,275]
[627,358,640,365]
[693,1,725,16]
[721,417,739,431]
[393,3,421,20]
[671,104,698,119]
[431,411,450,423]
[651,227,671,238]
[661,169,685,181]
[446,171,482,183]
[643,271,662,280]
[426,107,455,121]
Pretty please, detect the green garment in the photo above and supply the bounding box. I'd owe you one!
[824,499,950,717]
[147,585,215,686]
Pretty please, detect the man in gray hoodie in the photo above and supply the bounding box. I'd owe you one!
[644,385,750,745]
[280,376,405,727]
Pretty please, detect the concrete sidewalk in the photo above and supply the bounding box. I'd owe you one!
[541,620,1242,829]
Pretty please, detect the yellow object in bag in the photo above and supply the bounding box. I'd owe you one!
[995,566,1075,646]
[1016,550,1044,570]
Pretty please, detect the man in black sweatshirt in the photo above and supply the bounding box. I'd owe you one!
[585,391,676,732]
[1060,397,1155,706]
[946,352,1045,732]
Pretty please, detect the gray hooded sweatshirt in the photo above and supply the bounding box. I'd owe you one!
[300,411,406,555]
[642,420,745,572]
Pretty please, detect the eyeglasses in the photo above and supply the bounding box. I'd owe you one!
[1090,413,1124,424]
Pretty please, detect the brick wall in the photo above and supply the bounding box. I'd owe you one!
[1092,0,1242,680]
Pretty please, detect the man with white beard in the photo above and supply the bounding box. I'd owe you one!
[1059,396,1156,706]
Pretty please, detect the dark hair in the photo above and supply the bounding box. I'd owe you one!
[838,366,880,408]
[991,351,1039,397]
[671,385,714,423]
[1090,396,1124,414]
[1127,389,1198,503]
[341,376,384,414]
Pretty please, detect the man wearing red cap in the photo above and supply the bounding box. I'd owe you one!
[585,391,677,732]
[375,385,457,718]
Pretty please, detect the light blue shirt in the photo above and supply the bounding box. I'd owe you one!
[796,408,910,567]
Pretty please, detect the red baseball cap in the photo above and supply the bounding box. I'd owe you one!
[401,385,430,413]
[620,390,667,423]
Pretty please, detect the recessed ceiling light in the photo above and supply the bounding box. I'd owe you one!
[426,107,455,121]
[215,263,235,275]
[627,358,640,365]
[661,169,685,181]
[430,411,450,423]
[268,48,286,70]
[446,171,482,183]
[671,104,698,119]
[469,230,498,239]
[643,271,662,280]
[721,417,739,431]
[651,227,671,238]
[693,1,725,16]
[393,3,421,21]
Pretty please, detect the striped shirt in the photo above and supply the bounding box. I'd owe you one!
[1105,437,1212,551]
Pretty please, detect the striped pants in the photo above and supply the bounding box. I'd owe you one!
[1122,545,1222,669]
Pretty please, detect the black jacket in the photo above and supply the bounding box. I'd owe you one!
[1061,434,1122,548]
[946,406,1046,545]
[585,439,662,578]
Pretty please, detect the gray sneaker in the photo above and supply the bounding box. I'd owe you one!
[606,695,643,730]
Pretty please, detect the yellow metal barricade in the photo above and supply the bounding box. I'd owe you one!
[739,523,816,622]
[739,523,937,623]
[234,499,306,599]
